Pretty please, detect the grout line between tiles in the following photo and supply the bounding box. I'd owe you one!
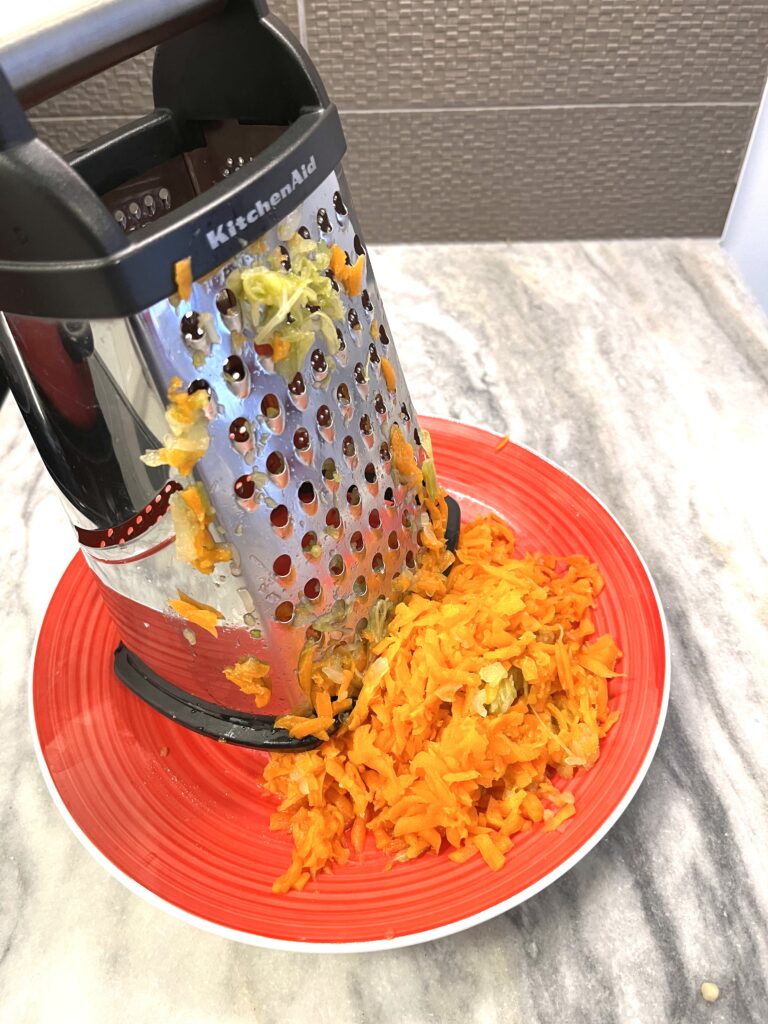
[29,100,756,124]
[29,115,140,121]
[338,101,757,115]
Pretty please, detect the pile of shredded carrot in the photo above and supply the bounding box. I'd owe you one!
[263,507,622,893]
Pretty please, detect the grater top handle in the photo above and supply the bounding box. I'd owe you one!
[2,0,228,108]
[0,0,346,320]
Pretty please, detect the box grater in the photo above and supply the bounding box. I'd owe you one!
[0,0,458,749]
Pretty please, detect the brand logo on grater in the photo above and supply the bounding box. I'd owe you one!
[205,156,318,250]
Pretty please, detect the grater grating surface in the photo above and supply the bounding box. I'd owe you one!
[90,168,431,715]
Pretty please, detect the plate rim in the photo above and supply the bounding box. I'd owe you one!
[28,417,671,954]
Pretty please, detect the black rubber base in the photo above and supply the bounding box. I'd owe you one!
[114,643,338,751]
[113,494,463,750]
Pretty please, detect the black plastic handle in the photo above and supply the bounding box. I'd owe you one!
[0,0,347,319]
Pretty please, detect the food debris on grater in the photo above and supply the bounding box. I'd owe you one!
[135,179,440,732]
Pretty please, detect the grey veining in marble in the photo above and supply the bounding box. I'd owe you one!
[1,239,766,1023]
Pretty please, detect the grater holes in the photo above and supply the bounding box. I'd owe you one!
[400,402,412,424]
[266,450,289,487]
[215,288,242,331]
[359,414,374,448]
[349,531,365,557]
[346,485,362,515]
[371,553,385,574]
[353,362,367,397]
[270,504,291,537]
[336,382,353,419]
[329,553,345,578]
[316,404,334,442]
[402,509,414,530]
[353,575,368,598]
[298,225,311,239]
[181,312,211,361]
[187,378,211,396]
[275,600,294,624]
[302,531,320,558]
[310,348,329,381]
[368,508,382,531]
[304,578,322,602]
[361,290,374,316]
[342,434,358,469]
[405,550,416,570]
[335,329,348,366]
[260,393,284,434]
[293,427,312,464]
[373,393,388,422]
[413,427,422,447]
[332,190,348,223]
[364,463,378,496]
[223,354,250,398]
[305,625,322,644]
[234,474,257,511]
[325,507,342,537]
[277,245,291,271]
[368,342,380,366]
[353,234,365,256]
[379,324,390,346]
[181,312,204,341]
[317,208,332,235]
[254,339,275,370]
[288,372,308,410]
[229,417,252,454]
[321,457,339,492]
[383,486,395,507]
[298,481,317,514]
[387,530,399,550]
[326,271,340,293]
[379,441,392,468]
[273,554,293,581]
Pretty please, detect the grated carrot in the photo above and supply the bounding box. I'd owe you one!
[168,590,223,637]
[174,257,193,301]
[263,508,622,893]
[380,357,397,393]
[329,244,365,297]
[494,434,510,452]
[223,656,272,708]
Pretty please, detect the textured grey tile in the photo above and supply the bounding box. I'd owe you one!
[32,103,754,241]
[338,105,755,242]
[26,1,300,119]
[306,0,768,107]
[28,51,156,118]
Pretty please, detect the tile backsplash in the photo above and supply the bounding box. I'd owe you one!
[27,0,768,241]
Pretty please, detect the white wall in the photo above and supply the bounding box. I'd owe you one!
[722,77,768,313]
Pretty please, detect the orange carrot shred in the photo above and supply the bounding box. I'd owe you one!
[174,257,193,301]
[262,436,620,893]
[494,434,510,452]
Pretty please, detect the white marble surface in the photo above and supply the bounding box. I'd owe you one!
[1,240,767,1023]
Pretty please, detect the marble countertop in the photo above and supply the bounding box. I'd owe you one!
[1,239,766,1023]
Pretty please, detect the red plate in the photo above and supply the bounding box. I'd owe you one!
[31,418,669,951]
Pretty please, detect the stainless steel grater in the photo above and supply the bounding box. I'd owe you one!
[0,0,458,749]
